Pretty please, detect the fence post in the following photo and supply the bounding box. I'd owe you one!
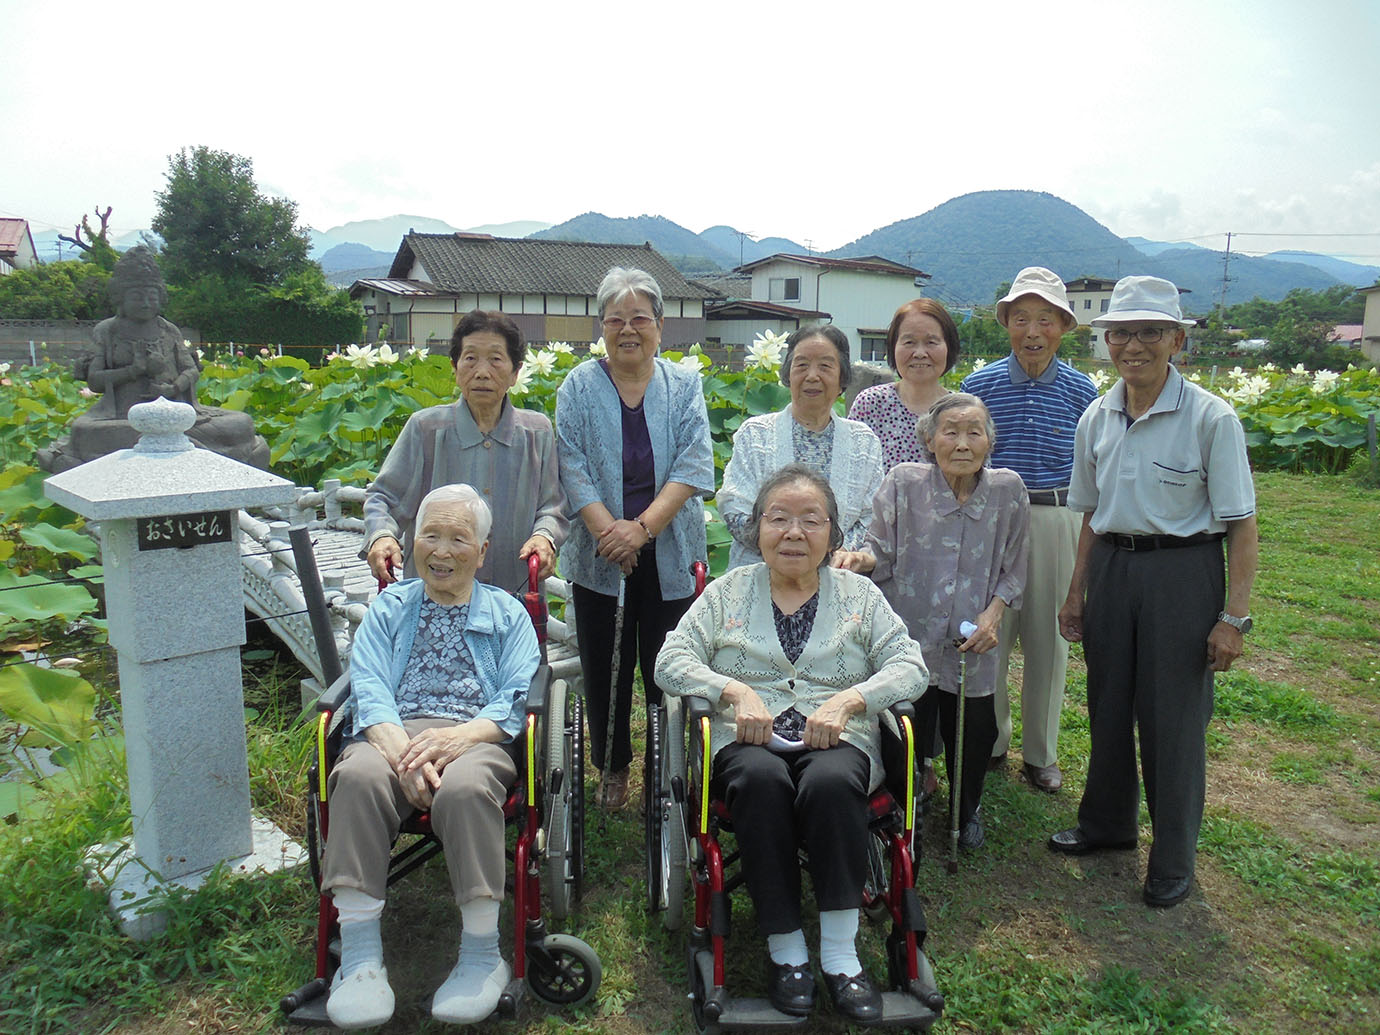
[30,340,37,366]
[1368,413,1377,482]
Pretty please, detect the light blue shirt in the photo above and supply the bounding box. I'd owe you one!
[345,579,538,741]
[556,357,715,598]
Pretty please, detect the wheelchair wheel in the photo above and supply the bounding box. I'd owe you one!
[305,793,323,891]
[526,932,601,1007]
[644,702,664,912]
[545,678,582,919]
[862,832,890,922]
[658,699,688,928]
[687,943,722,1035]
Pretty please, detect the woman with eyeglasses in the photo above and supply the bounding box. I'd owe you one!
[838,393,1031,852]
[717,323,884,571]
[555,266,715,809]
[657,465,927,1023]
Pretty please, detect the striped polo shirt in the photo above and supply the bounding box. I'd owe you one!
[961,355,1098,490]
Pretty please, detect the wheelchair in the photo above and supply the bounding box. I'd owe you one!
[648,691,945,1033]
[280,556,597,1025]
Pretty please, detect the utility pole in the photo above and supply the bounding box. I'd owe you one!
[1217,231,1233,315]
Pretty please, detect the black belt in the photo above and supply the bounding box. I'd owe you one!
[1027,487,1070,506]
[1100,531,1224,552]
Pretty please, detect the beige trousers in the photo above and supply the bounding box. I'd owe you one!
[993,504,1080,767]
[321,718,516,904]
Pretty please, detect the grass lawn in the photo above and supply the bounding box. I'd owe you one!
[2,471,1377,1034]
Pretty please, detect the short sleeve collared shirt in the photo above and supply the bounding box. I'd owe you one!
[1068,366,1256,536]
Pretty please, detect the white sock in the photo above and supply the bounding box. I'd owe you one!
[767,929,808,967]
[458,896,503,972]
[332,887,385,977]
[818,908,861,976]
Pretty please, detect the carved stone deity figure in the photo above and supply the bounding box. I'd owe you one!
[38,246,270,473]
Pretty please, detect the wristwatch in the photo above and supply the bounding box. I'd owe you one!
[1217,612,1253,634]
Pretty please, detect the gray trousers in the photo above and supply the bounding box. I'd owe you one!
[1077,537,1223,882]
[321,718,517,904]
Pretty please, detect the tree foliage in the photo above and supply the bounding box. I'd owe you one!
[152,147,312,287]
[0,261,113,320]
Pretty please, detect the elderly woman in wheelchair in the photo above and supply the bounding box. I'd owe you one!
[321,483,539,1029]
[655,464,930,1025]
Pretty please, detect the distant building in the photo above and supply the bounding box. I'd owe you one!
[726,254,930,362]
[1329,324,1363,348]
[1360,285,1380,366]
[350,233,716,348]
[0,219,38,275]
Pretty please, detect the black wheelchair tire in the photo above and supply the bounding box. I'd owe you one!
[660,698,688,929]
[545,678,578,919]
[526,932,602,1007]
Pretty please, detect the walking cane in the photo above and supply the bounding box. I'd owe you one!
[948,620,977,875]
[599,576,627,825]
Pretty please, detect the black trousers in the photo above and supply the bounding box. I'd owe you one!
[916,687,997,829]
[1078,537,1222,882]
[573,543,693,773]
[711,741,871,935]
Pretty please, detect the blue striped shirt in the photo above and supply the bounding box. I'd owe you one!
[961,356,1097,490]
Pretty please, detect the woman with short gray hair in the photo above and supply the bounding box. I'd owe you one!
[556,266,715,808]
[717,323,883,570]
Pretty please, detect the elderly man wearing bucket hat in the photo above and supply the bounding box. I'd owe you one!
[1052,275,1257,909]
[961,267,1097,793]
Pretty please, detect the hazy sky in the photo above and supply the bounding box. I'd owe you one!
[4,0,1378,260]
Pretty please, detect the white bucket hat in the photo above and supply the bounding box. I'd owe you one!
[995,267,1077,331]
[1091,276,1195,328]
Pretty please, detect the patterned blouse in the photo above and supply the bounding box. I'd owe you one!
[772,592,819,664]
[394,600,486,722]
[847,382,935,471]
[866,463,1031,697]
[723,421,836,549]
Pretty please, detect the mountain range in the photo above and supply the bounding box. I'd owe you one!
[26,194,1379,310]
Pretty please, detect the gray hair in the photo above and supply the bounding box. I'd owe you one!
[780,323,852,392]
[916,392,998,461]
[596,266,664,321]
[749,463,844,563]
[416,483,493,543]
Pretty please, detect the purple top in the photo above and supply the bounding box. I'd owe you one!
[847,382,932,471]
[601,359,655,520]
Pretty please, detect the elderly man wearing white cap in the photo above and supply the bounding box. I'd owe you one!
[961,267,1097,793]
[1051,275,1257,909]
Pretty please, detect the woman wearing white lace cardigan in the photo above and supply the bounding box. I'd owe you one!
[716,324,883,571]
[656,465,927,1023]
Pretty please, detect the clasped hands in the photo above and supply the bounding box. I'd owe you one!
[720,680,864,751]
[596,518,650,575]
[368,722,488,810]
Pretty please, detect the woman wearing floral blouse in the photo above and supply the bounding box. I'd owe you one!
[838,393,1030,851]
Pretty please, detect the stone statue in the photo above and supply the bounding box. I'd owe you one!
[38,246,270,473]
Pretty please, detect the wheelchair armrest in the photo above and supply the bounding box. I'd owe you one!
[685,696,714,723]
[525,664,552,716]
[317,668,353,714]
[880,698,920,799]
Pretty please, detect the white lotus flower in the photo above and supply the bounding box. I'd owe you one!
[588,337,607,358]
[677,354,705,373]
[407,345,428,360]
[548,340,574,354]
[1311,369,1340,395]
[1088,369,1111,391]
[970,358,988,372]
[510,364,534,396]
[745,329,787,370]
[1290,363,1308,377]
[0,362,10,375]
[528,351,557,375]
[1259,362,1278,373]
[344,343,378,369]
[1229,366,1246,380]
[373,343,399,365]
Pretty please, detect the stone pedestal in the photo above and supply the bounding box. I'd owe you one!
[44,398,303,938]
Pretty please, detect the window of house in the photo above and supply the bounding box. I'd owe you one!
[860,335,886,363]
[1100,298,1110,312]
[769,277,801,302]
[1084,299,1092,309]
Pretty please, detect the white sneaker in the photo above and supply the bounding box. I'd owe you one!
[326,965,395,1029]
[431,957,511,1024]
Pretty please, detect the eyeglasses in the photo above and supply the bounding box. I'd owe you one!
[1105,327,1175,345]
[601,315,655,333]
[761,512,830,534]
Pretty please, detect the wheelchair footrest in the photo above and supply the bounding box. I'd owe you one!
[713,996,811,1030]
[875,989,942,1028]
[283,995,332,1027]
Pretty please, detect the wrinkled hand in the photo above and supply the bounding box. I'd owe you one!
[596,519,648,567]
[1058,594,1084,643]
[398,724,481,777]
[805,689,864,749]
[399,762,437,810]
[960,602,1003,654]
[519,535,556,579]
[1206,622,1244,672]
[723,681,772,745]
[830,550,875,573]
[367,536,403,584]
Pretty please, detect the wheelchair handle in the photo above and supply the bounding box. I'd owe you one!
[528,551,541,593]
[691,559,707,597]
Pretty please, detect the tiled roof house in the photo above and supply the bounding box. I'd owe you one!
[0,218,38,274]
[350,232,718,347]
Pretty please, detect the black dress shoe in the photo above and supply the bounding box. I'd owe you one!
[958,808,985,851]
[1023,762,1063,792]
[766,961,815,1017]
[823,970,882,1024]
[1048,827,1137,856]
[1143,875,1192,908]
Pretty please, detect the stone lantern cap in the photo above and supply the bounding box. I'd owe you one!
[44,398,297,519]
